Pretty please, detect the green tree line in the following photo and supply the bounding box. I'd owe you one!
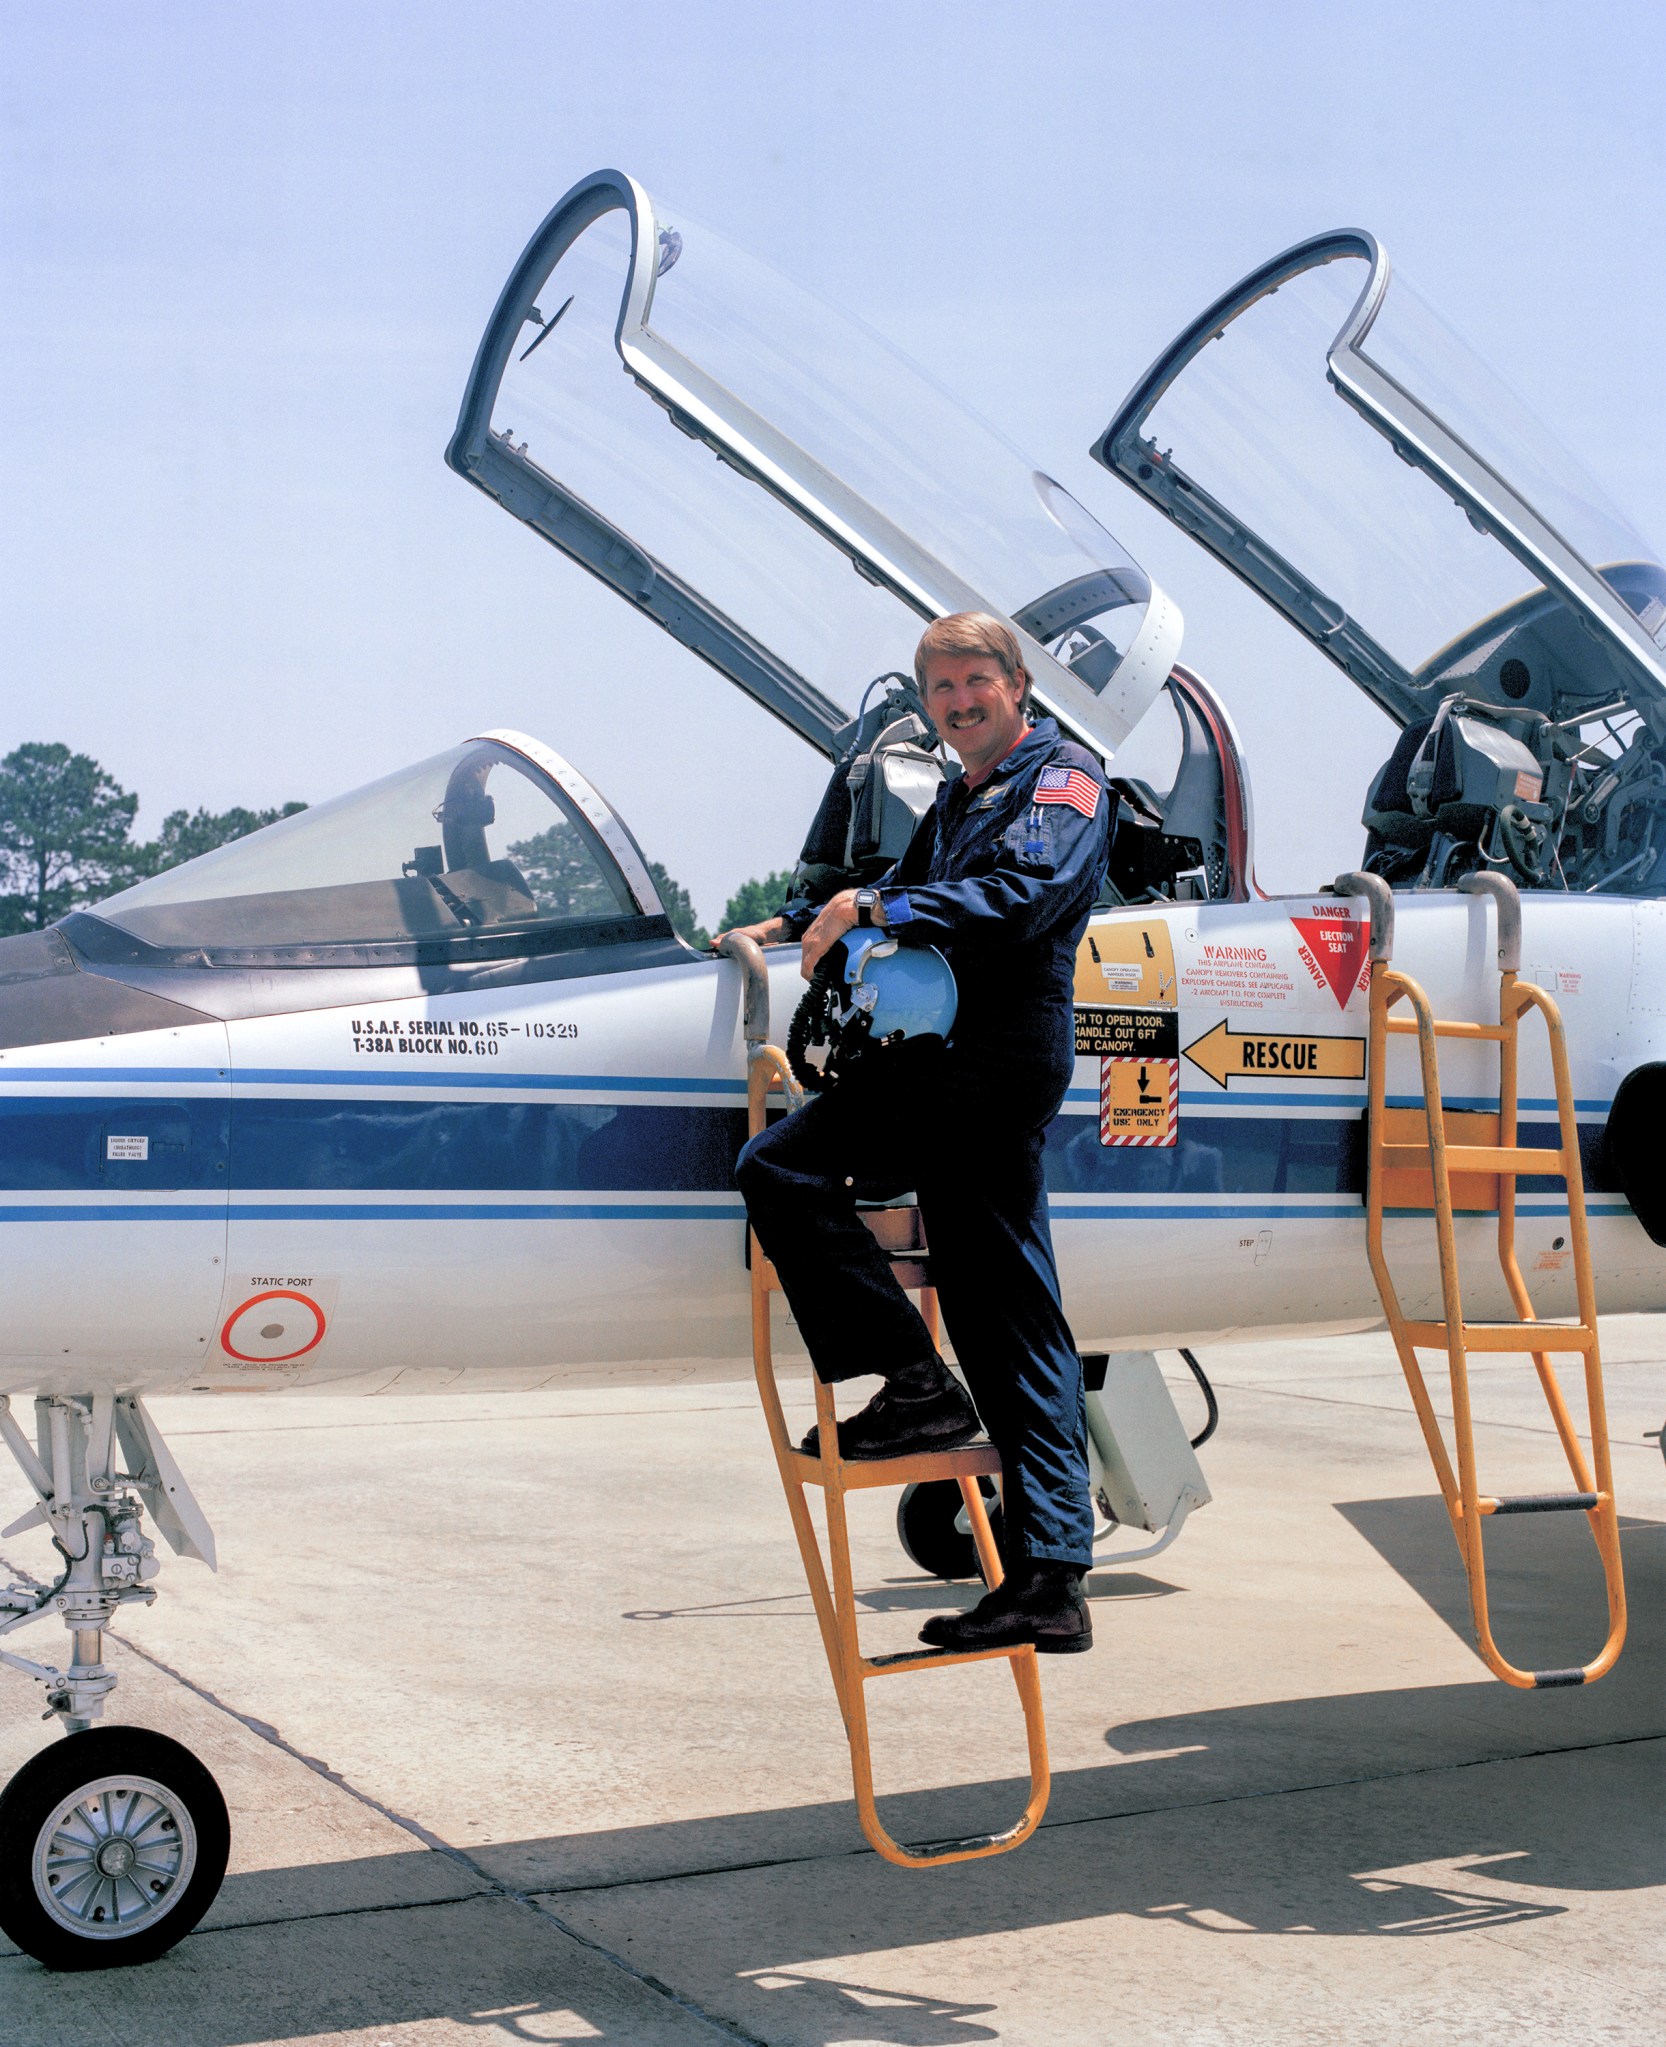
[0,742,307,935]
[0,741,797,947]
[650,867,797,949]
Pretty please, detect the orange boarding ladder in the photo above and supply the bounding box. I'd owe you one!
[719,934,1049,1867]
[1334,871,1626,1689]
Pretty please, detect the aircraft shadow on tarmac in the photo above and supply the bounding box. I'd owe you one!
[11,1499,1656,2047]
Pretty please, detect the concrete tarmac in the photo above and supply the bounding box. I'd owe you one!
[0,1323,1662,2045]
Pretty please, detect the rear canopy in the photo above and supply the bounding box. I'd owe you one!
[1093,230,1666,741]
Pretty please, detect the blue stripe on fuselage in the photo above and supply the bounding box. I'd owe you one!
[0,1095,229,1191]
[229,1097,753,1192]
[0,1089,1618,1201]
[1042,1107,1366,1198]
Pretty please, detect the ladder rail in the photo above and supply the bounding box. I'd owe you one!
[748,1170,848,1719]
[1510,979,1627,1671]
[1495,975,1598,1495]
[1365,970,1464,1508]
[1351,876,1627,1690]
[743,1044,1051,1867]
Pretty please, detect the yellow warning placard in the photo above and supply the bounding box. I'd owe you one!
[1074,920,1176,1009]
[1075,1005,1179,1059]
[1099,1056,1178,1147]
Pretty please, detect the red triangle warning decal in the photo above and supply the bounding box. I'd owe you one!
[1291,914,1369,1008]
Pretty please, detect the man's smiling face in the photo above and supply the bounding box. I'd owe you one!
[921,650,1030,782]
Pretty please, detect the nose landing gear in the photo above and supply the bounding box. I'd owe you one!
[0,1393,228,1967]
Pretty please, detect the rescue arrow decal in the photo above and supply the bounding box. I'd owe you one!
[1183,1021,1366,1090]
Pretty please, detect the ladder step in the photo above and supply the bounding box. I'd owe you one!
[1384,1016,1509,1042]
[1403,1321,1597,1353]
[1379,1144,1566,1175]
[786,1443,1003,1491]
[862,1644,1025,1677]
[1485,1491,1601,1517]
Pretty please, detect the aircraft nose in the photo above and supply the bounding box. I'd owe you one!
[0,926,217,1054]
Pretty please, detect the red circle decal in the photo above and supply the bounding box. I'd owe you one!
[220,1288,327,1364]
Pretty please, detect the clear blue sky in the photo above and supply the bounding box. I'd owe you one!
[3,1,1662,919]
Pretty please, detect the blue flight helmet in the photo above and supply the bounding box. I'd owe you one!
[787,930,958,1090]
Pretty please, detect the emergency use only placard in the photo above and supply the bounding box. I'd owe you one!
[1073,920,1180,1148]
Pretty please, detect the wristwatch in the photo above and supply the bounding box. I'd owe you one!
[853,887,880,929]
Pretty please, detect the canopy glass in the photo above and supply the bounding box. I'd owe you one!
[1096,234,1666,737]
[92,738,646,952]
[449,171,1180,757]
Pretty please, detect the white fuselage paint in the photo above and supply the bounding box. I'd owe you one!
[1,891,1660,1399]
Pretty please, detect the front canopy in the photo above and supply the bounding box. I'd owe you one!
[447,169,1181,759]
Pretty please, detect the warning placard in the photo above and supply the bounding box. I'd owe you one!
[1291,905,1370,1008]
[1074,921,1176,1008]
[1099,1056,1178,1147]
[1075,1006,1179,1059]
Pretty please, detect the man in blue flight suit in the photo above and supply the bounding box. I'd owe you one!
[733,612,1111,1655]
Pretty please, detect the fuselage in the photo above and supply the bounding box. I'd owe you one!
[3,887,1660,1398]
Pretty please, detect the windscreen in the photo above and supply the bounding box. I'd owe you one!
[93,741,639,950]
[479,183,1171,743]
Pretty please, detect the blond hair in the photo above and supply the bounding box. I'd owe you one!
[913,612,1031,709]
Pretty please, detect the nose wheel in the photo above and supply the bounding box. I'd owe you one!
[896,1477,1005,1582]
[0,1727,229,1969]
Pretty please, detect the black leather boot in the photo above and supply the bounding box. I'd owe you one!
[800,1356,980,1460]
[918,1560,1092,1655]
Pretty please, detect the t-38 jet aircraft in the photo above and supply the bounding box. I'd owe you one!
[2,168,1664,1965]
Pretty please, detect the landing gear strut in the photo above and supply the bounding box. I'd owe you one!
[0,1393,226,1968]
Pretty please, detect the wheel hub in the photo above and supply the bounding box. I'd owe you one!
[93,1837,138,1879]
[33,1774,196,1939]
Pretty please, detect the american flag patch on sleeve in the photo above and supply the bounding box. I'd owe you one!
[1033,765,1100,818]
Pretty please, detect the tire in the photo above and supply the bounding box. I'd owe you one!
[0,1726,230,1970]
[896,1478,1004,1584]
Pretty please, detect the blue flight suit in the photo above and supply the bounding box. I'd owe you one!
[737,718,1110,1567]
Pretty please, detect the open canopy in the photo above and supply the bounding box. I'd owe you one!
[1094,231,1666,740]
[446,168,1181,760]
